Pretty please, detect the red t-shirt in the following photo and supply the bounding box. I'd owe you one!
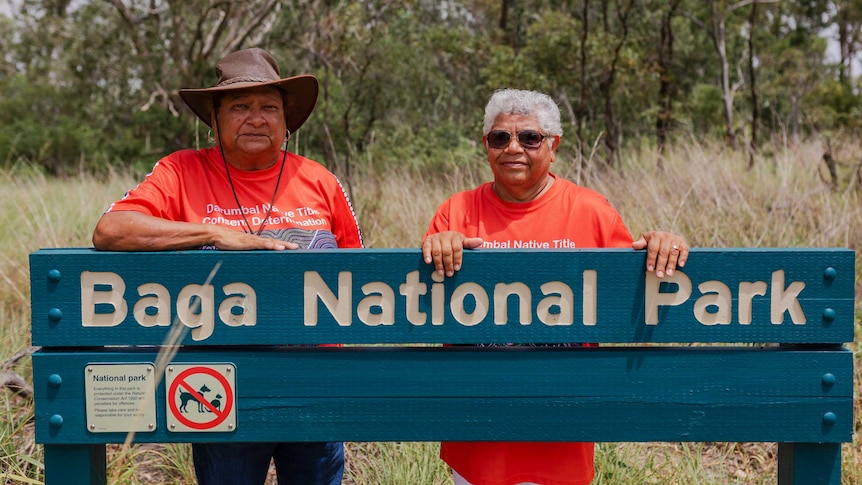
[426,174,632,485]
[107,147,363,249]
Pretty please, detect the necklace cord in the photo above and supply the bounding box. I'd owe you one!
[214,113,289,236]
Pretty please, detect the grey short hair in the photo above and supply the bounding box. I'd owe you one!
[483,89,563,138]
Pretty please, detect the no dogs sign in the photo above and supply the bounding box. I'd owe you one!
[166,364,236,432]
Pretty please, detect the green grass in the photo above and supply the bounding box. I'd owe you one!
[1,137,860,484]
[345,442,451,484]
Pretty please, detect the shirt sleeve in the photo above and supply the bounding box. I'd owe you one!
[105,157,183,220]
[424,198,454,239]
[603,209,635,248]
[577,190,633,248]
[329,176,364,248]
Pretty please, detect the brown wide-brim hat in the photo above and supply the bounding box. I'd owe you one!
[179,47,318,134]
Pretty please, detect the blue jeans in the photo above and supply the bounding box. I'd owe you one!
[192,441,344,485]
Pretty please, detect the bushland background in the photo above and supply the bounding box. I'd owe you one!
[1,0,861,483]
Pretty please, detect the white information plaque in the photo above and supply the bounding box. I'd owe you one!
[84,363,157,433]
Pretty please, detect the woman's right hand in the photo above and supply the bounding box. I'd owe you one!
[211,227,298,251]
[421,231,484,277]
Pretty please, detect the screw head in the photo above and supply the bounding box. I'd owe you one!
[47,269,62,282]
[48,374,63,387]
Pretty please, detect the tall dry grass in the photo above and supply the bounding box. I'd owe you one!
[1,137,860,484]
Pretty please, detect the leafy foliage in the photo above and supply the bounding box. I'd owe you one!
[1,0,862,175]
[2,137,862,483]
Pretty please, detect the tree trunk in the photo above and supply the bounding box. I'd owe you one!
[710,0,738,149]
[599,0,634,168]
[655,1,681,170]
[747,2,760,169]
[790,94,800,145]
[576,0,591,168]
[822,137,838,190]
[837,6,849,84]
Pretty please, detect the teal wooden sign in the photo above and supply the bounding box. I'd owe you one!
[29,248,855,485]
[30,248,854,346]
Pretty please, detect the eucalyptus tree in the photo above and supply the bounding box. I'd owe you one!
[103,0,283,116]
[1,0,855,175]
[758,0,830,143]
[684,0,777,150]
[834,0,862,84]
[5,0,287,171]
[270,0,492,185]
[745,0,761,166]
[654,0,684,166]
[593,0,636,167]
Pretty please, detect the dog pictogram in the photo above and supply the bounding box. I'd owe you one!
[208,394,223,412]
[178,384,212,413]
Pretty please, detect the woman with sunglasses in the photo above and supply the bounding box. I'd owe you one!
[421,89,688,485]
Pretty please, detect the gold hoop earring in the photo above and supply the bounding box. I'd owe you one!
[281,129,291,151]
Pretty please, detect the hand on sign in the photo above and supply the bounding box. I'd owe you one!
[632,231,688,278]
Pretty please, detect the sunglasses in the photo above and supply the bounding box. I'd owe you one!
[486,130,550,150]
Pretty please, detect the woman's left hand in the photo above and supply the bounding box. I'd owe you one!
[632,231,688,278]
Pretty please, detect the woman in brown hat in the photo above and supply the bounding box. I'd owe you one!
[93,47,360,484]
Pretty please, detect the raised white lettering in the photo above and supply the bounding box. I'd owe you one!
[177,284,214,341]
[645,272,692,325]
[358,282,395,326]
[399,271,427,325]
[219,283,256,327]
[771,270,806,324]
[694,281,732,325]
[582,270,597,325]
[450,282,489,326]
[81,271,128,327]
[537,282,574,326]
[493,282,531,325]
[304,271,352,326]
[431,272,445,325]
[133,283,170,327]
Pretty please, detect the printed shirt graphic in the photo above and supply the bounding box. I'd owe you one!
[425,175,632,251]
[107,147,363,249]
[426,174,632,485]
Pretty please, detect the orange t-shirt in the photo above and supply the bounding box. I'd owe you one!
[107,147,363,249]
[426,174,633,485]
